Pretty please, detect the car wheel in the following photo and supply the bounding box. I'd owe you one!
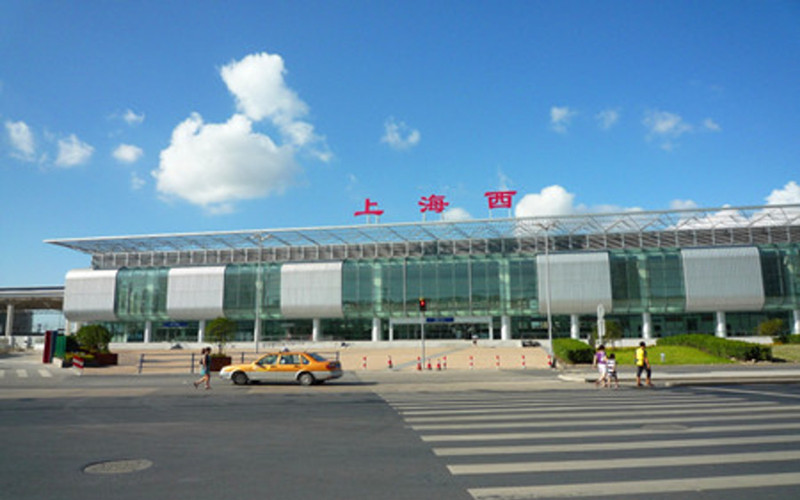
[231,371,249,385]
[298,372,315,386]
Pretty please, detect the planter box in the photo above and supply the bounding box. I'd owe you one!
[209,356,232,372]
[94,353,118,366]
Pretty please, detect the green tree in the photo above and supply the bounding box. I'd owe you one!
[205,317,237,355]
[75,324,112,353]
[591,320,623,348]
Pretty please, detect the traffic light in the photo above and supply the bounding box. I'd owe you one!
[418,297,427,312]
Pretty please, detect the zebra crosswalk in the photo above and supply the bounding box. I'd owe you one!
[382,389,800,499]
[0,368,57,380]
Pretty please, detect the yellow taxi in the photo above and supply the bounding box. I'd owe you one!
[219,351,343,386]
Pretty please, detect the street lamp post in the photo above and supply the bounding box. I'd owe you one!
[535,221,556,365]
[250,233,270,353]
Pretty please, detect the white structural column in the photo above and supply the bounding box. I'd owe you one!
[388,322,394,342]
[4,304,14,341]
[371,318,381,342]
[715,311,727,338]
[570,314,580,339]
[198,320,206,343]
[501,315,511,341]
[144,321,153,343]
[793,310,800,335]
[312,319,322,342]
[642,312,653,340]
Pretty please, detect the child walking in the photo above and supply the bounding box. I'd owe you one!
[606,353,619,389]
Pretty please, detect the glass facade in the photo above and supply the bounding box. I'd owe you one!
[80,242,800,342]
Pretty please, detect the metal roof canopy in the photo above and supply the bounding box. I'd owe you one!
[45,204,800,256]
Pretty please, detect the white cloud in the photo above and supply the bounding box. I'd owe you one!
[381,117,420,150]
[515,185,578,217]
[550,106,576,133]
[113,143,144,163]
[703,118,721,132]
[153,113,300,213]
[669,199,699,210]
[643,110,693,150]
[220,51,329,157]
[596,109,620,130]
[155,51,330,212]
[131,172,145,190]
[123,109,145,125]
[5,120,36,160]
[442,207,472,221]
[766,181,800,205]
[55,134,94,167]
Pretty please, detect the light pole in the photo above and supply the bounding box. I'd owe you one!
[535,221,556,364]
[250,233,270,353]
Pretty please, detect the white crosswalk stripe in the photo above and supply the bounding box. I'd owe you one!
[38,369,53,378]
[16,369,28,378]
[382,390,800,499]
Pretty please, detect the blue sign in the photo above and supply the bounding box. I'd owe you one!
[425,317,454,323]
[162,321,189,328]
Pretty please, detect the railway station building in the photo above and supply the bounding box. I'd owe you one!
[43,204,800,344]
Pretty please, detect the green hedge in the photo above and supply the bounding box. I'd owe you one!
[656,334,771,362]
[553,338,594,364]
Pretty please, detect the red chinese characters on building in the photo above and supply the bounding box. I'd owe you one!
[484,190,517,209]
[354,198,384,217]
[418,194,449,214]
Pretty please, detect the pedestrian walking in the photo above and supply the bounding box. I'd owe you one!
[606,353,619,389]
[194,347,211,390]
[593,344,608,387]
[635,341,652,387]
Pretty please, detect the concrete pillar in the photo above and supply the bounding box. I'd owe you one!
[198,320,206,343]
[4,304,14,340]
[570,314,580,339]
[715,312,727,338]
[388,322,394,342]
[500,315,511,341]
[144,321,153,343]
[488,319,494,341]
[793,310,800,335]
[371,318,381,342]
[312,318,321,342]
[642,312,653,340]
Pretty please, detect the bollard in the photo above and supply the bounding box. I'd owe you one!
[660,352,665,363]
[72,355,84,375]
[416,356,422,371]
[426,359,432,370]
[138,353,145,374]
[436,359,441,371]
[387,356,393,370]
[522,354,527,369]
[191,353,195,374]
[469,355,474,370]
[362,356,367,370]
[443,356,447,370]
[495,355,500,370]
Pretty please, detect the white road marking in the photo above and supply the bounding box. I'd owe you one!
[696,386,800,400]
[434,432,800,456]
[469,472,800,499]
[38,369,53,378]
[16,369,28,378]
[450,449,800,474]
[421,420,800,442]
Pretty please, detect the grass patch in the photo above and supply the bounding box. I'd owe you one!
[772,345,800,363]
[605,345,732,365]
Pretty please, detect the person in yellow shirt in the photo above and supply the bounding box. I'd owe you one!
[635,341,652,387]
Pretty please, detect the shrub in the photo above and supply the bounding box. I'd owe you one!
[75,324,112,353]
[590,320,623,348]
[552,338,594,364]
[657,333,771,362]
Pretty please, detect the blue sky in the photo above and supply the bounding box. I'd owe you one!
[1,0,799,286]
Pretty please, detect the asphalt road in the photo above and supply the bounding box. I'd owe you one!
[3,355,800,500]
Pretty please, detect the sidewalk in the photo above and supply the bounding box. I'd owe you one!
[558,364,800,386]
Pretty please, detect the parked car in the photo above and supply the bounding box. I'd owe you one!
[219,351,342,386]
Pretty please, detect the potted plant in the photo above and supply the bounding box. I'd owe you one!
[205,317,235,371]
[74,324,118,366]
